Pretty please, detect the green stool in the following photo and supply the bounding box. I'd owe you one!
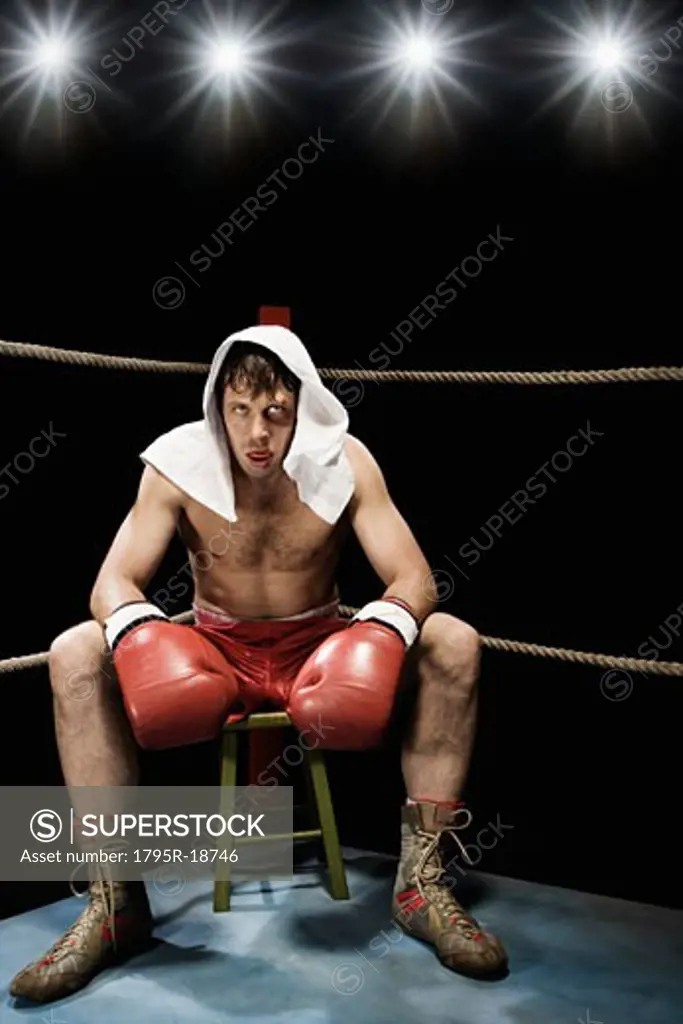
[213,711,350,912]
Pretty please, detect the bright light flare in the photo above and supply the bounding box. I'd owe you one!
[158,6,300,134]
[191,29,266,98]
[31,35,74,71]
[13,26,81,82]
[398,35,440,72]
[570,25,634,80]
[525,1,662,131]
[206,37,251,79]
[336,9,495,138]
[170,13,290,111]
[386,27,453,87]
[368,19,473,128]
[0,3,97,136]
[0,0,111,143]
[589,39,625,71]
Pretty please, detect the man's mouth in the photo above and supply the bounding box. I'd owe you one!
[246,451,273,468]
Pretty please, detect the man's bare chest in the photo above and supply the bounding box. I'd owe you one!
[179,500,346,572]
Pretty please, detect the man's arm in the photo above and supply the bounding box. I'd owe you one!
[90,465,184,625]
[287,437,438,749]
[346,436,437,624]
[89,466,240,750]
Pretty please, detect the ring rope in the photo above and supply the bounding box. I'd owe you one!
[322,366,683,385]
[0,608,681,676]
[1,339,682,385]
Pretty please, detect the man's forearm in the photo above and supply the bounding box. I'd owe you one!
[383,570,438,625]
[90,578,149,627]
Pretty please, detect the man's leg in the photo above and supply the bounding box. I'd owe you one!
[10,622,154,1005]
[401,613,479,802]
[393,612,508,977]
[52,621,139,787]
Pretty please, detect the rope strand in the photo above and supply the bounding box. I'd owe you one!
[1,339,682,385]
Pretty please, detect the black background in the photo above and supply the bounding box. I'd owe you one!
[1,0,682,919]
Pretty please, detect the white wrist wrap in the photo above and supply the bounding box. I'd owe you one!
[104,601,168,650]
[352,600,419,648]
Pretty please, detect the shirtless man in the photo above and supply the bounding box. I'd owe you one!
[10,327,508,1003]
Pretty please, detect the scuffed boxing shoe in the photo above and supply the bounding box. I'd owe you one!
[392,800,508,977]
[9,875,154,1003]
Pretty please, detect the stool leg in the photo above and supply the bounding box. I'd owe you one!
[214,731,238,912]
[305,748,349,900]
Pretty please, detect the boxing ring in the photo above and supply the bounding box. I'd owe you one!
[1,314,682,1023]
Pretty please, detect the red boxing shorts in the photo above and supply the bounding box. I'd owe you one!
[189,596,348,721]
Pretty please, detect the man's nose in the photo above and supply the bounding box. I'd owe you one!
[249,418,270,444]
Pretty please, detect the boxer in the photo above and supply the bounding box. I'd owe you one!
[10,329,507,1003]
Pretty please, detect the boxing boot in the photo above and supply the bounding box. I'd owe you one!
[392,800,508,977]
[9,874,154,1003]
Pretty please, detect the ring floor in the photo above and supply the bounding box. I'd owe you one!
[1,849,682,1023]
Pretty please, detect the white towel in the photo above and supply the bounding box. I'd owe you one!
[139,324,355,524]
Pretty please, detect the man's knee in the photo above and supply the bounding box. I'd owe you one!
[50,620,105,664]
[49,620,111,699]
[419,612,480,677]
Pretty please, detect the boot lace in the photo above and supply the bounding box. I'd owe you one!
[31,862,118,972]
[411,807,482,939]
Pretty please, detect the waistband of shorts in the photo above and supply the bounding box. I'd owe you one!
[192,595,341,625]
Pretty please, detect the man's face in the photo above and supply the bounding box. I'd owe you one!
[221,382,297,478]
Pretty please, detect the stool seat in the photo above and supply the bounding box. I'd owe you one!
[213,710,350,911]
[225,710,291,730]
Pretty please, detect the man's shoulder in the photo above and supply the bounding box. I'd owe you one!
[345,433,373,464]
[138,420,206,510]
[139,462,187,505]
[344,435,384,498]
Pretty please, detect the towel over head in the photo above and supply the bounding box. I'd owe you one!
[139,324,355,524]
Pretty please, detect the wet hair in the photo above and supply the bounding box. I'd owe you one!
[216,341,300,403]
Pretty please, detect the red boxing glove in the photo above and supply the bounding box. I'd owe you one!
[288,598,419,750]
[105,602,239,750]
